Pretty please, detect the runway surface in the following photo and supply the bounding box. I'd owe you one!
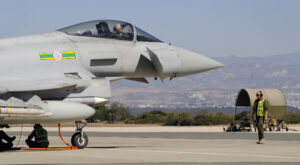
[1,129,300,164]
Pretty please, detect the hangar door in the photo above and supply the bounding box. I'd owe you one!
[235,89,286,118]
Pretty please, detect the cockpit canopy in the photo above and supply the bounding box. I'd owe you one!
[57,20,162,42]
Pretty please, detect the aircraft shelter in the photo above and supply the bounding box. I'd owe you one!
[235,89,287,119]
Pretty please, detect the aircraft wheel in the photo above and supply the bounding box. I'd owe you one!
[71,132,88,149]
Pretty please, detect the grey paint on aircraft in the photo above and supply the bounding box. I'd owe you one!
[0,20,223,124]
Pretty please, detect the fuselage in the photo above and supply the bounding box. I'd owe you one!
[0,31,222,80]
[0,20,223,124]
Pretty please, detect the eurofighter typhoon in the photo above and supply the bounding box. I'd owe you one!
[0,20,223,148]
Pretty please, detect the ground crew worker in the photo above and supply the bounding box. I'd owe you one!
[0,130,15,150]
[281,120,287,128]
[269,118,277,131]
[25,124,49,148]
[252,91,268,144]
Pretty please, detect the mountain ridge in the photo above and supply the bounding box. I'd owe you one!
[111,53,300,110]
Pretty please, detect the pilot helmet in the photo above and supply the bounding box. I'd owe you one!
[114,24,123,32]
[115,24,122,29]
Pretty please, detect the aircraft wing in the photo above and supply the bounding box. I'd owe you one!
[107,77,149,84]
[0,78,77,93]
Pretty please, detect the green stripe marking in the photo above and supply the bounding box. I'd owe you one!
[40,54,54,58]
[39,52,76,60]
[62,52,76,59]
[40,52,54,60]
[62,54,75,57]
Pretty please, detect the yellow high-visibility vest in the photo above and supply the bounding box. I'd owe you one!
[257,99,265,117]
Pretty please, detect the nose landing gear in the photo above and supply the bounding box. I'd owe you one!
[71,121,88,149]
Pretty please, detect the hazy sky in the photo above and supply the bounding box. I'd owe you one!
[0,0,299,57]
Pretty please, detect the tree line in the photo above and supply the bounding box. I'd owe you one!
[87,102,300,125]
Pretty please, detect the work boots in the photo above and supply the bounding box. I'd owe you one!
[9,136,16,142]
[257,139,264,144]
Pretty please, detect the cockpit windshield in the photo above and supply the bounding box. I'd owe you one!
[58,20,134,41]
[57,20,163,42]
[136,27,162,42]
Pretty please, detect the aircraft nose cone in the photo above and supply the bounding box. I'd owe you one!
[176,47,223,77]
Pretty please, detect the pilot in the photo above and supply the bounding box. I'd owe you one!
[96,22,111,36]
[0,130,15,150]
[252,91,268,144]
[26,124,49,148]
[112,23,123,34]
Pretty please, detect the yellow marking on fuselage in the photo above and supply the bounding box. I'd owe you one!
[61,51,75,54]
[40,53,53,55]
[62,57,76,59]
[40,58,55,60]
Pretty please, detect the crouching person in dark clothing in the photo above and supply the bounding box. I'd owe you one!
[0,130,15,150]
[26,124,49,148]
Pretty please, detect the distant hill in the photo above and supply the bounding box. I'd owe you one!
[111,53,300,111]
[215,53,300,65]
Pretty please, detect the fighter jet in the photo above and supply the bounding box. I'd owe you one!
[0,20,223,148]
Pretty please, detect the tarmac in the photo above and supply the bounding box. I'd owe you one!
[1,126,300,164]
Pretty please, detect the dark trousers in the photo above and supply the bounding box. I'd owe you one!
[0,142,13,149]
[25,139,49,148]
[0,131,13,150]
[256,116,264,140]
[26,139,39,148]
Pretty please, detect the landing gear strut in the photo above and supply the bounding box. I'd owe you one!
[71,121,88,149]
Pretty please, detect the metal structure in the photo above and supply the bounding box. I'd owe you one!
[235,89,287,118]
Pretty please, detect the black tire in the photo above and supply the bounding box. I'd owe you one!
[71,132,88,149]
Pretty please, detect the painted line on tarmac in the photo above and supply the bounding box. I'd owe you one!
[110,149,300,160]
